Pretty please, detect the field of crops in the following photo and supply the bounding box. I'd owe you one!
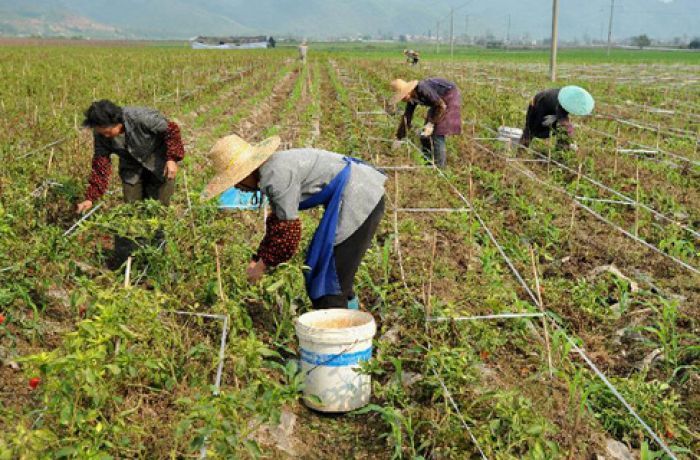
[0,42,698,459]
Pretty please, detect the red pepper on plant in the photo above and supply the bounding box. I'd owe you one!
[28,377,41,389]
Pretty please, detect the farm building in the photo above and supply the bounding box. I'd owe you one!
[190,35,273,49]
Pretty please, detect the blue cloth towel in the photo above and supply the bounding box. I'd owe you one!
[299,157,361,300]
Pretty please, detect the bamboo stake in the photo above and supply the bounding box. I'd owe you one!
[124,256,132,288]
[529,246,553,379]
[635,162,640,238]
[613,127,620,176]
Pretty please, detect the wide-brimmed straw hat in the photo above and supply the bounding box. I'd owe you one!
[557,85,595,116]
[203,134,280,199]
[390,78,418,105]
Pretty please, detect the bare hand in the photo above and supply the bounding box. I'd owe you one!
[420,122,434,137]
[246,259,266,283]
[164,160,178,180]
[76,200,93,214]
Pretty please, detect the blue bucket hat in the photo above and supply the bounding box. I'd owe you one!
[557,85,594,116]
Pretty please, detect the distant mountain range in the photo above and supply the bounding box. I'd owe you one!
[0,0,697,41]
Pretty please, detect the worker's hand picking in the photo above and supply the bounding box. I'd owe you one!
[542,114,557,127]
[164,160,178,180]
[246,259,266,283]
[420,122,434,137]
[76,200,93,214]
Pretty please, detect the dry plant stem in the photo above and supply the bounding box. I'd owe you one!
[214,243,226,301]
[183,169,197,238]
[392,172,407,288]
[529,246,553,379]
[426,232,438,320]
[568,163,583,236]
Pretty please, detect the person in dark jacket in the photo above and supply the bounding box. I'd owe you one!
[391,77,461,168]
[403,49,420,65]
[76,99,185,266]
[519,85,595,150]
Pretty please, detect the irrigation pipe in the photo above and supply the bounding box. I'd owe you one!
[403,139,681,456]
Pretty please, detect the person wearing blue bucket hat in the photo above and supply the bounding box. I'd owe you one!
[203,134,387,311]
[519,85,594,150]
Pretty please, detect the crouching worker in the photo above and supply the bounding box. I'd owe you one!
[76,99,185,267]
[391,77,461,168]
[203,135,386,310]
[519,85,594,150]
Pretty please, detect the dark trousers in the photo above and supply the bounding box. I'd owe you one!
[420,134,447,168]
[113,170,174,267]
[313,196,385,309]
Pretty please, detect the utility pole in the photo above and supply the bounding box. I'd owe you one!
[506,13,511,45]
[606,0,615,56]
[436,21,441,54]
[450,8,455,59]
[465,15,469,44]
[549,0,559,82]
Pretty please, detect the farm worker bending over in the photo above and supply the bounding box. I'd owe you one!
[391,77,462,168]
[76,99,185,266]
[202,135,386,310]
[519,85,594,150]
[403,49,420,65]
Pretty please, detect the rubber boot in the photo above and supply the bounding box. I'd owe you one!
[347,297,360,310]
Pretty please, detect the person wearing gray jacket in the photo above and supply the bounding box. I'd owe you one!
[77,99,186,267]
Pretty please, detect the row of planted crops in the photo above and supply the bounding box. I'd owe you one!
[0,44,698,458]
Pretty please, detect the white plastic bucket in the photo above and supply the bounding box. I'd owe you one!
[295,308,376,412]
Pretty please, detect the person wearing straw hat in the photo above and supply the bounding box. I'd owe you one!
[403,49,420,65]
[203,135,386,310]
[518,85,595,150]
[390,77,461,168]
[76,99,185,268]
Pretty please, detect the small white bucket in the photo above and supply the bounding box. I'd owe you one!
[295,309,376,412]
[497,126,523,142]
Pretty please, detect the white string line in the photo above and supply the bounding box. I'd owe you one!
[433,368,489,460]
[477,123,700,240]
[63,203,104,237]
[473,141,700,276]
[580,124,700,167]
[402,140,680,457]
[391,207,471,213]
[427,313,544,322]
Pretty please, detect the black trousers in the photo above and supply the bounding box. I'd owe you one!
[312,196,385,309]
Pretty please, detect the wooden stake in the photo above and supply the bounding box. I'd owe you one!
[529,246,553,379]
[124,256,132,288]
[634,162,640,237]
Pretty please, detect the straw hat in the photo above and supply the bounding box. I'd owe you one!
[557,85,595,116]
[203,134,280,199]
[390,78,418,105]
